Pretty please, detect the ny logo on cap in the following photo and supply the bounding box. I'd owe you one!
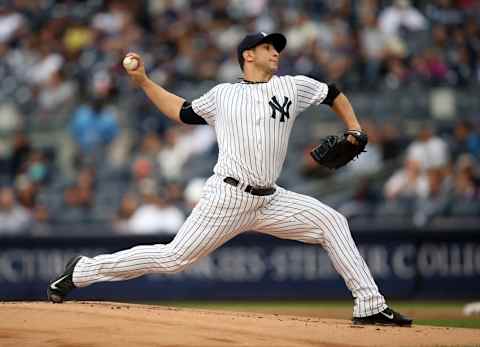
[269,96,292,123]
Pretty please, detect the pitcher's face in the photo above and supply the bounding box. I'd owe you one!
[251,43,280,73]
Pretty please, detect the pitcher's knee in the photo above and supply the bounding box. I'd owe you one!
[319,207,348,227]
[321,209,350,236]
[161,250,193,273]
[335,211,349,226]
[170,257,190,273]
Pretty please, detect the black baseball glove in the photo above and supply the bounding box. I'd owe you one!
[310,130,368,169]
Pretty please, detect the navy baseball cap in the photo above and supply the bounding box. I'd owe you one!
[237,32,287,68]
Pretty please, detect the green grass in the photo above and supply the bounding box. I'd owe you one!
[414,319,480,329]
[135,300,480,329]
[140,300,473,309]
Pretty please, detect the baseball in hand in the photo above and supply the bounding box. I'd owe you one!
[123,56,139,71]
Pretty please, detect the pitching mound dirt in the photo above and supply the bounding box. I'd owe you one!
[1,301,479,347]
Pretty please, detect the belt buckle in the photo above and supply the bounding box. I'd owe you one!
[223,177,238,187]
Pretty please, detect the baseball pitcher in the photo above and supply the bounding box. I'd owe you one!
[48,32,412,326]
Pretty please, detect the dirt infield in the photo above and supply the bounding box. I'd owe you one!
[1,301,479,347]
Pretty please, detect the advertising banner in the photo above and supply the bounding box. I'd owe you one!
[1,231,479,300]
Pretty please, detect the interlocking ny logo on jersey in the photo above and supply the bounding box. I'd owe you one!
[269,96,292,122]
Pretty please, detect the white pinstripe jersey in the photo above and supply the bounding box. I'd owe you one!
[191,75,329,187]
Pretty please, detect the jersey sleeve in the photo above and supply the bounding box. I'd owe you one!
[191,85,219,127]
[293,75,329,113]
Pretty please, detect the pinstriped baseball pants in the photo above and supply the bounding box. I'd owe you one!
[73,174,386,317]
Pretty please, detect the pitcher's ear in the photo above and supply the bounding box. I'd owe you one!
[243,49,255,63]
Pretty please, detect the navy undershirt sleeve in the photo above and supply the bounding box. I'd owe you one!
[321,84,341,106]
[179,101,207,125]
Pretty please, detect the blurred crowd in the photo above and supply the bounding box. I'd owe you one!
[0,0,479,235]
[301,118,480,227]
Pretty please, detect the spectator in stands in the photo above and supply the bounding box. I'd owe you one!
[450,119,480,160]
[385,55,413,88]
[451,154,479,199]
[92,1,132,36]
[413,167,453,226]
[381,131,430,219]
[24,150,50,185]
[359,13,387,86]
[425,0,465,26]
[447,154,480,216]
[383,125,454,224]
[8,131,32,181]
[62,19,96,59]
[379,122,407,162]
[464,18,480,76]
[0,186,31,234]
[70,74,120,167]
[157,125,216,182]
[422,47,449,85]
[127,179,185,235]
[410,48,448,85]
[29,28,65,86]
[378,0,429,81]
[218,51,242,82]
[313,12,355,85]
[30,204,50,235]
[163,181,185,210]
[284,11,319,56]
[37,68,77,120]
[15,176,38,211]
[129,133,163,196]
[113,192,140,234]
[338,177,379,220]
[0,5,26,45]
[383,125,449,202]
[94,2,143,56]
[378,0,428,39]
[59,167,96,223]
[137,132,162,163]
[384,159,429,201]
[131,156,155,191]
[60,184,94,222]
[0,103,22,152]
[406,125,449,173]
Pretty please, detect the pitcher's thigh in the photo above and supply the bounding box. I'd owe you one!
[256,189,347,244]
[168,211,238,262]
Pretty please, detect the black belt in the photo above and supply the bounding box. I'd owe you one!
[223,177,276,196]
